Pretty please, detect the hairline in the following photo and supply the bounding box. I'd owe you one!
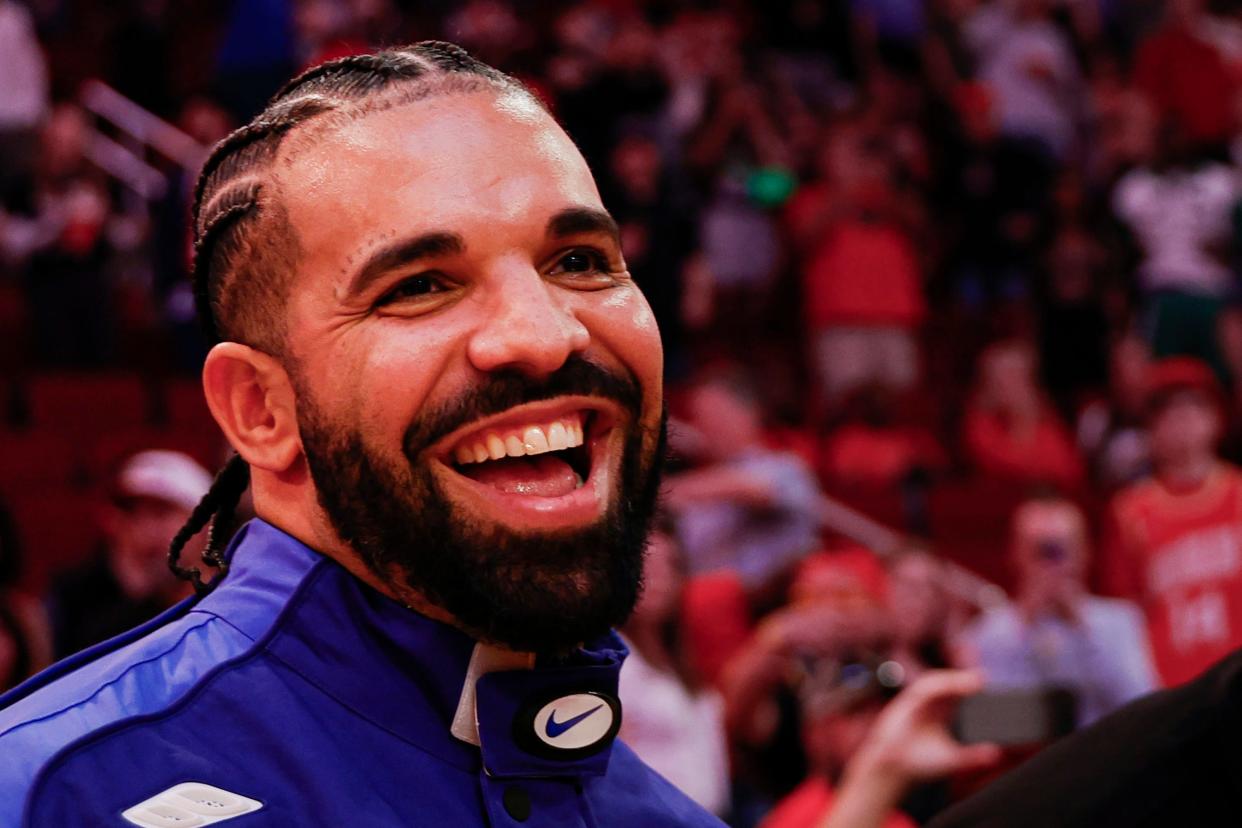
[222,77,545,357]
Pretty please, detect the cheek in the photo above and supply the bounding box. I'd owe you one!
[315,322,461,443]
[579,287,663,416]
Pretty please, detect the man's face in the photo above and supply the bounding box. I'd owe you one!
[1012,501,1087,587]
[1150,390,1220,470]
[106,496,198,594]
[274,90,665,652]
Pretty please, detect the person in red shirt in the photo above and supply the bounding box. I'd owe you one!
[758,647,918,828]
[961,339,1085,490]
[819,385,948,489]
[1132,0,1235,151]
[786,119,926,407]
[1101,357,1242,686]
[760,665,1000,828]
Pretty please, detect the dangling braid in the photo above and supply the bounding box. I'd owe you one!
[168,454,250,594]
[169,41,538,590]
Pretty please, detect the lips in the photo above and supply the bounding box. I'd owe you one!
[429,397,623,529]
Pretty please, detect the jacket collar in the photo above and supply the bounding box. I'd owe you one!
[201,519,628,779]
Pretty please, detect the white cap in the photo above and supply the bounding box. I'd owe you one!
[117,450,213,511]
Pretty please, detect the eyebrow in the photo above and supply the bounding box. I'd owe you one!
[346,231,465,298]
[344,206,621,299]
[546,206,620,245]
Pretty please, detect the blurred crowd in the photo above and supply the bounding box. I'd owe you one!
[8,0,1242,824]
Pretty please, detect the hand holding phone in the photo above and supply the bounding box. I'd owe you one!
[825,671,1003,828]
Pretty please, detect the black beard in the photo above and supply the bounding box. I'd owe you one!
[294,356,665,654]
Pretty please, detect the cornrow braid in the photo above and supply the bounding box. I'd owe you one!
[172,40,536,591]
[168,454,250,595]
[190,40,531,349]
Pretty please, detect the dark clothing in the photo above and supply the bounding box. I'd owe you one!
[931,647,1242,827]
[47,554,167,659]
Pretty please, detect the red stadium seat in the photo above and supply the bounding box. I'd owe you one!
[0,428,83,491]
[926,478,1031,593]
[27,373,152,433]
[6,490,104,592]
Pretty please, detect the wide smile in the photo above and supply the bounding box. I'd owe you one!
[428,396,624,531]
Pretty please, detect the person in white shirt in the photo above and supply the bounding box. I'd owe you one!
[958,496,1157,727]
[619,528,731,816]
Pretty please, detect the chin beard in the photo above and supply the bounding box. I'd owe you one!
[294,361,664,654]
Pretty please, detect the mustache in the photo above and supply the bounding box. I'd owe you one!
[402,354,644,457]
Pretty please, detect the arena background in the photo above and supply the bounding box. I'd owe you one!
[3,0,1242,825]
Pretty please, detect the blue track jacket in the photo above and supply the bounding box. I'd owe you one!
[0,520,723,827]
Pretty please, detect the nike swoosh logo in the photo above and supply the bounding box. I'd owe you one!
[545,703,604,738]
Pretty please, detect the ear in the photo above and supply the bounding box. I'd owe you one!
[202,342,301,473]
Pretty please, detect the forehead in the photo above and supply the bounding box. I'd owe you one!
[273,90,602,266]
[1155,389,1214,416]
[1016,503,1081,540]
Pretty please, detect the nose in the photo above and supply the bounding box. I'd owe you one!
[466,267,591,377]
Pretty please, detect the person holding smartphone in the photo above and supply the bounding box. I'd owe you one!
[957,494,1157,727]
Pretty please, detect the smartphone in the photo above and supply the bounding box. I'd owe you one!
[953,687,1078,746]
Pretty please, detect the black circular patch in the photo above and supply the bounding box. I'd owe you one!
[511,689,622,761]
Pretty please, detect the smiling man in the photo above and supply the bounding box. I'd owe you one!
[0,43,719,827]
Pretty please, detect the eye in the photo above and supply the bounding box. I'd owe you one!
[555,249,607,273]
[376,273,450,306]
[548,247,621,285]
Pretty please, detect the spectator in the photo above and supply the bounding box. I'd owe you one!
[684,64,789,361]
[1132,0,1236,153]
[0,495,51,691]
[965,0,1084,161]
[619,528,731,817]
[1101,357,1242,686]
[1111,115,1240,384]
[1085,51,1156,182]
[931,81,1056,308]
[787,118,926,405]
[721,550,891,809]
[760,650,915,828]
[666,368,824,589]
[601,130,697,378]
[819,385,947,489]
[1077,335,1153,489]
[887,547,957,682]
[1034,221,1112,419]
[962,339,1086,490]
[47,451,211,659]
[820,671,1001,828]
[552,9,667,169]
[851,0,926,75]
[0,104,124,367]
[0,0,48,199]
[959,496,1157,727]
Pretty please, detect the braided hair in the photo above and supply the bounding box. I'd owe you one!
[169,42,538,592]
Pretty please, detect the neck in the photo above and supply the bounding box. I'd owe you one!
[253,497,468,634]
[1160,456,1215,490]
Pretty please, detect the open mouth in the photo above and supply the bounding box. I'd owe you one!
[427,396,623,528]
[449,410,596,498]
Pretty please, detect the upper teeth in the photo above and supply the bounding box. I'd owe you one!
[453,416,586,465]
